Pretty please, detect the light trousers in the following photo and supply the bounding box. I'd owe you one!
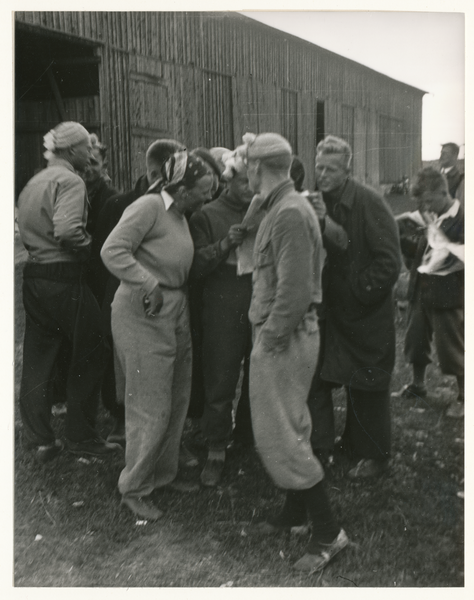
[249,323,324,490]
[112,284,192,499]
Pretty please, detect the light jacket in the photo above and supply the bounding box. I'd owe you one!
[249,180,324,352]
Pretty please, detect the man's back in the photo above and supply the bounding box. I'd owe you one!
[18,159,89,264]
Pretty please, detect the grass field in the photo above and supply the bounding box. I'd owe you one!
[13,195,464,587]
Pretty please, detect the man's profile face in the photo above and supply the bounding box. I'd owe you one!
[146,159,162,186]
[246,158,261,194]
[84,148,106,184]
[70,139,92,172]
[315,153,349,193]
[439,147,457,169]
[229,172,253,205]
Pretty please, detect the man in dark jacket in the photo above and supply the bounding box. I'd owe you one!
[188,153,255,487]
[397,168,464,418]
[307,135,401,480]
[439,143,464,204]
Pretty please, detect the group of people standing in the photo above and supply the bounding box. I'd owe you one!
[16,120,464,573]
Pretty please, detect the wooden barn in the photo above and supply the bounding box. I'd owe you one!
[15,11,425,197]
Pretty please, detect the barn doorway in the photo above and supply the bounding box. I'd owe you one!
[15,24,101,200]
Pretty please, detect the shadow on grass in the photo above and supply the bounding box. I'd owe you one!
[14,257,464,587]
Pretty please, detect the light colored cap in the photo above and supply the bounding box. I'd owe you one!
[245,132,292,160]
[44,121,90,152]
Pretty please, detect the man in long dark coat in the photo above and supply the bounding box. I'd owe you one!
[307,135,401,480]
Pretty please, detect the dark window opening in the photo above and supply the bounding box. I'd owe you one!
[281,89,298,154]
[15,25,101,198]
[201,71,234,149]
[315,100,325,147]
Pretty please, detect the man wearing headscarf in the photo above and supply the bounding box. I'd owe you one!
[17,121,123,462]
[244,132,348,572]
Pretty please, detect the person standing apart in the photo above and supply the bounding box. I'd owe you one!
[101,151,214,520]
[397,168,464,417]
[307,135,401,480]
[245,132,347,572]
[17,121,122,462]
[438,143,464,206]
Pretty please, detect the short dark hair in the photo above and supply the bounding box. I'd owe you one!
[190,147,222,179]
[290,157,305,192]
[411,167,448,198]
[146,139,185,167]
[441,142,460,157]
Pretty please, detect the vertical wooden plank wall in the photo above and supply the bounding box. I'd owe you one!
[15,11,425,188]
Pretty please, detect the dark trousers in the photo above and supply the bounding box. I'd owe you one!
[187,279,206,419]
[308,319,391,460]
[20,262,105,445]
[342,387,391,460]
[200,268,253,449]
[99,281,125,422]
[307,320,335,451]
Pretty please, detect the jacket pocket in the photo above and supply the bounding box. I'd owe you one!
[255,238,272,268]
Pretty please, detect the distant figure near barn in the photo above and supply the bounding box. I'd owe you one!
[307,135,402,480]
[439,143,464,205]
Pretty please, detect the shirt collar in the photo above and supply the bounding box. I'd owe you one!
[441,166,454,174]
[160,189,175,211]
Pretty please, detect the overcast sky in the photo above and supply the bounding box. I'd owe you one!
[241,11,465,161]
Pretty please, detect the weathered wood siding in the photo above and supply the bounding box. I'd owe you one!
[15,11,424,191]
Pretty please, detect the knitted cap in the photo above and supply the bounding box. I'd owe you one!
[44,121,90,152]
[246,132,292,160]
